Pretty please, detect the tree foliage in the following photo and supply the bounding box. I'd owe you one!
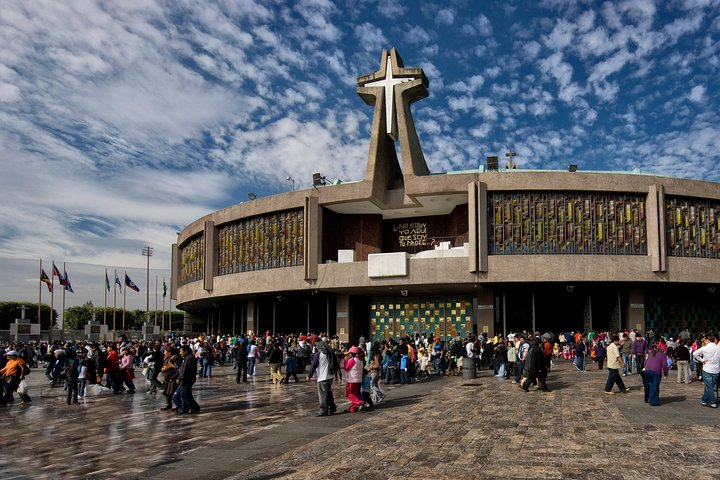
[0,302,54,329]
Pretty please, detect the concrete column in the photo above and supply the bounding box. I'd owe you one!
[305,196,319,281]
[468,181,478,272]
[203,220,216,291]
[246,300,256,336]
[336,294,350,344]
[170,243,178,300]
[477,289,494,338]
[628,289,645,333]
[478,182,488,272]
[647,185,667,272]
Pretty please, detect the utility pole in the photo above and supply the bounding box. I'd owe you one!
[142,246,153,324]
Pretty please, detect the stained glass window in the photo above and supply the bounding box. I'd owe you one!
[489,192,647,255]
[666,197,720,259]
[217,209,305,275]
[179,235,204,285]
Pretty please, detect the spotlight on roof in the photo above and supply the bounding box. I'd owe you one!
[312,173,327,187]
[248,192,257,200]
[568,164,577,172]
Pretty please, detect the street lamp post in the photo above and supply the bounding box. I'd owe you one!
[142,246,153,324]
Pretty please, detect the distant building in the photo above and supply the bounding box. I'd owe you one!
[172,49,719,342]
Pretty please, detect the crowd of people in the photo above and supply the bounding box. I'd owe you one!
[1,327,718,413]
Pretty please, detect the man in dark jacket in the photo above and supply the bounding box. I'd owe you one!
[173,345,200,414]
[234,340,248,384]
[521,338,551,392]
[147,343,164,393]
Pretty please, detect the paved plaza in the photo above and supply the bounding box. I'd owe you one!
[1,359,719,480]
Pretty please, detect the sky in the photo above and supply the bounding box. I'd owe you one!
[1,0,719,314]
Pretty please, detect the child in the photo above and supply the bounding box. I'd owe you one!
[65,361,79,404]
[361,369,374,409]
[384,348,397,384]
[418,347,430,378]
[400,352,409,384]
[281,350,299,384]
[447,355,457,376]
[78,356,88,398]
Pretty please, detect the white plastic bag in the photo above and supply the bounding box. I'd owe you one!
[18,379,28,395]
[86,383,113,396]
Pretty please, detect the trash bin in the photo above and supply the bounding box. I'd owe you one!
[461,357,476,379]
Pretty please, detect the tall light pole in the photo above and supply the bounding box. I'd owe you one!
[142,246,153,324]
[286,176,295,191]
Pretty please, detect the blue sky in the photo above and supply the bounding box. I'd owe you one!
[0,0,718,311]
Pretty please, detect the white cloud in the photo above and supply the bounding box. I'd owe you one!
[688,85,706,102]
[405,25,432,45]
[354,22,388,51]
[447,75,485,94]
[545,19,575,50]
[435,9,455,26]
[377,0,406,18]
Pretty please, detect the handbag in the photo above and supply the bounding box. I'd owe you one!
[124,369,135,381]
[18,379,29,395]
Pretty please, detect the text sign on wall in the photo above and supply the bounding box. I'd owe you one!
[393,222,429,248]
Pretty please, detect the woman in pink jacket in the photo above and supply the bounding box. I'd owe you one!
[119,347,136,394]
[343,346,364,412]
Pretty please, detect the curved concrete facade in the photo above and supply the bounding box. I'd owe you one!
[173,49,720,341]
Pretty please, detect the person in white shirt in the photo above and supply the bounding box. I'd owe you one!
[692,335,720,408]
[307,339,337,416]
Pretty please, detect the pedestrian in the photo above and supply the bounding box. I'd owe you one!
[120,347,136,394]
[147,343,164,394]
[0,350,28,407]
[673,338,692,384]
[65,360,80,404]
[281,350,299,384]
[594,342,607,369]
[342,346,364,412]
[368,344,385,403]
[307,338,337,417]
[574,337,586,371]
[521,338,551,392]
[640,342,669,406]
[105,345,122,393]
[247,340,258,377]
[160,347,179,411]
[268,343,284,385]
[234,339,248,384]
[692,335,720,408]
[78,355,88,398]
[633,333,648,373]
[173,345,200,415]
[604,335,630,395]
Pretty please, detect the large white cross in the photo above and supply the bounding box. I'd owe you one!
[365,55,416,141]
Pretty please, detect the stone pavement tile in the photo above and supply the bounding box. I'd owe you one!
[3,359,720,479]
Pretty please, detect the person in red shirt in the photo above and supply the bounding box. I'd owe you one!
[105,345,121,393]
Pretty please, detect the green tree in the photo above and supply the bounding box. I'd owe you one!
[0,302,54,329]
[63,301,95,330]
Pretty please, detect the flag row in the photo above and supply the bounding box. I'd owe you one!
[40,262,74,293]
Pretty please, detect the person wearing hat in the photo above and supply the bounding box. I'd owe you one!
[0,350,28,406]
[343,346,365,412]
[307,338,338,416]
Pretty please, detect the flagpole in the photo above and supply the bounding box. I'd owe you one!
[38,259,43,329]
[61,261,67,342]
[113,269,117,339]
[104,268,108,325]
[123,270,127,332]
[154,275,158,326]
[50,259,55,339]
[162,276,166,335]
